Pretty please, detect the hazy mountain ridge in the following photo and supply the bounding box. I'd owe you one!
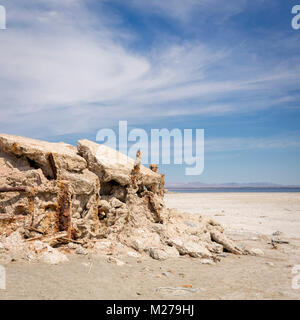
[166,182,300,189]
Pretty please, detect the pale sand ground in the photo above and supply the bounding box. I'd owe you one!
[0,193,300,300]
[165,192,300,238]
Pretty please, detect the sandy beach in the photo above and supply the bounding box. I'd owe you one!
[1,192,299,300]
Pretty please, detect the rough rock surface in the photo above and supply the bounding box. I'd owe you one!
[0,134,246,264]
[0,134,86,178]
[78,139,163,190]
[27,241,69,264]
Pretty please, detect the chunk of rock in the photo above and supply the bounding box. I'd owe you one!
[107,256,125,266]
[27,241,69,264]
[210,230,244,255]
[0,134,247,264]
[0,134,100,240]
[163,245,180,258]
[248,248,264,256]
[78,139,161,188]
[75,246,88,255]
[181,242,212,258]
[127,251,141,258]
[94,240,112,251]
[149,248,167,261]
[149,247,178,261]
[150,246,179,260]
[271,237,289,244]
[168,238,212,258]
[98,200,111,213]
[67,242,79,250]
[199,259,215,265]
[110,198,124,209]
[2,231,25,255]
[0,134,86,178]
[129,231,161,253]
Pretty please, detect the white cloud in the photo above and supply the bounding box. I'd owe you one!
[0,0,299,138]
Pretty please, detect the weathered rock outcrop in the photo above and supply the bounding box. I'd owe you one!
[0,134,86,178]
[78,139,163,190]
[0,134,100,240]
[0,134,245,264]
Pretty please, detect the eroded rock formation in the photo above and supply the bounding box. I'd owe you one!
[0,134,245,264]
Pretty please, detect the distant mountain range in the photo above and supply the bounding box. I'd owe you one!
[165,182,300,189]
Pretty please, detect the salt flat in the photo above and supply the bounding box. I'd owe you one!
[165,192,300,238]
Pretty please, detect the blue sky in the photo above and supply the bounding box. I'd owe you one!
[0,0,300,185]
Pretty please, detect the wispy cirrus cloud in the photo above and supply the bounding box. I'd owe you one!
[113,0,248,23]
[0,0,299,139]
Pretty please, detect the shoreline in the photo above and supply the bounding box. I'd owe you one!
[167,188,300,193]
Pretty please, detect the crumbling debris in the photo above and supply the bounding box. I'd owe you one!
[25,231,68,243]
[107,256,125,266]
[61,238,83,245]
[210,230,243,255]
[199,259,215,265]
[75,246,88,255]
[27,240,69,264]
[25,226,44,234]
[271,237,289,244]
[247,248,264,256]
[150,248,169,261]
[0,134,247,263]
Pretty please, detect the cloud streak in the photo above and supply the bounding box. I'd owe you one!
[114,0,248,23]
[0,0,299,139]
